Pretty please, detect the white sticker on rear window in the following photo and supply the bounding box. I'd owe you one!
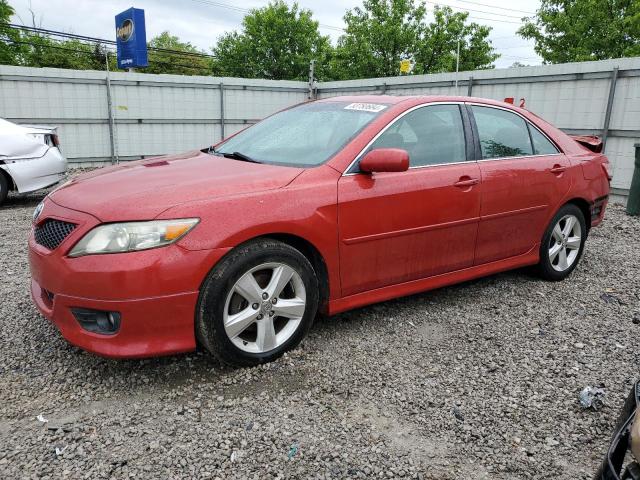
[344,103,387,113]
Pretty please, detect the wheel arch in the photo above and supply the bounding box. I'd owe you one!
[200,232,332,315]
[0,166,16,191]
[257,233,330,315]
[565,197,592,232]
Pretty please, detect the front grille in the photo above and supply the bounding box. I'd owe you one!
[34,219,77,250]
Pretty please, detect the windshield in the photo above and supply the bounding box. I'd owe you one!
[215,101,389,167]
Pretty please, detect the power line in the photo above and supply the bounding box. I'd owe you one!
[427,2,524,24]
[1,38,115,56]
[428,1,525,20]
[1,38,212,71]
[451,0,535,15]
[2,24,216,59]
[497,43,536,50]
[466,14,522,25]
[499,53,541,60]
[189,0,524,30]
[491,34,525,40]
[187,0,345,32]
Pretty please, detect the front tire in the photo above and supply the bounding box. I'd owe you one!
[196,239,319,367]
[537,204,586,281]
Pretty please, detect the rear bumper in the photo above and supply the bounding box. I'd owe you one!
[3,147,67,193]
[591,195,609,227]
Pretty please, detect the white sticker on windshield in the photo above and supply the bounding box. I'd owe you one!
[344,103,387,113]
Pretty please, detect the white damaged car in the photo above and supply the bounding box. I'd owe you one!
[0,118,67,205]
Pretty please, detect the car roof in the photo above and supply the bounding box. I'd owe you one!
[316,95,516,109]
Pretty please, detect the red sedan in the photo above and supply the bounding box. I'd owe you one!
[28,96,611,366]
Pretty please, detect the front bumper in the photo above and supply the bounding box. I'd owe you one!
[28,198,230,358]
[30,278,200,358]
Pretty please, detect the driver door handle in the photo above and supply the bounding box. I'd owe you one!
[550,164,567,175]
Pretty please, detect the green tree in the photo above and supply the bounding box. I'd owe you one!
[0,0,25,65]
[518,0,640,63]
[331,1,498,79]
[211,0,333,80]
[145,31,212,75]
[414,6,497,74]
[331,0,426,78]
[21,35,109,70]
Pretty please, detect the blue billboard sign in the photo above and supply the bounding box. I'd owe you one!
[115,8,148,69]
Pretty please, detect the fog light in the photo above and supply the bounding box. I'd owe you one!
[71,308,121,335]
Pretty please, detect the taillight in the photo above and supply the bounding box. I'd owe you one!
[45,134,60,147]
[601,162,613,182]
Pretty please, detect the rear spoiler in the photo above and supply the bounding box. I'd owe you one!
[570,135,603,153]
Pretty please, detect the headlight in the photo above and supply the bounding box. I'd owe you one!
[69,218,199,257]
[33,200,45,223]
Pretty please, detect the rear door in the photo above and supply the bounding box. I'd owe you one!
[337,103,481,297]
[468,104,571,265]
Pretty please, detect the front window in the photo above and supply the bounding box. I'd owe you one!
[214,101,389,167]
[367,104,467,167]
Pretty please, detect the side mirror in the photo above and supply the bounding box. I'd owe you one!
[359,148,409,173]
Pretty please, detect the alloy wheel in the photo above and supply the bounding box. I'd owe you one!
[548,214,582,272]
[223,262,306,353]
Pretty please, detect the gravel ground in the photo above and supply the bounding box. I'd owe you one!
[1,179,639,480]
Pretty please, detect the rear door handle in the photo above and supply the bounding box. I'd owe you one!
[549,164,567,175]
[454,177,480,188]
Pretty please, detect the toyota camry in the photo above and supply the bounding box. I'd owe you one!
[28,95,611,366]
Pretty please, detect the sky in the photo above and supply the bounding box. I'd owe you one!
[8,0,543,69]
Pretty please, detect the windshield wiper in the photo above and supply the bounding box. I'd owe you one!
[221,151,261,164]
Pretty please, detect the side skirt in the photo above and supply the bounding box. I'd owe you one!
[327,245,540,315]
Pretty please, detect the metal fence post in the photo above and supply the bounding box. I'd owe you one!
[467,76,473,96]
[601,67,619,152]
[627,144,640,216]
[104,51,118,164]
[308,60,316,100]
[219,81,225,141]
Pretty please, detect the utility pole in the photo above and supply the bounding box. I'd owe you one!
[104,49,119,165]
[455,38,460,95]
[308,60,316,100]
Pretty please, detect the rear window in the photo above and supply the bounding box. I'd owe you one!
[529,125,559,155]
[472,106,533,159]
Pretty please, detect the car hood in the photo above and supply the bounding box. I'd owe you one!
[49,150,305,221]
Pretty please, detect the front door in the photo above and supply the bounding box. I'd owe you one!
[337,104,481,297]
[469,104,572,265]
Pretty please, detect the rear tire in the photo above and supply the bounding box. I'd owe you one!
[196,239,319,367]
[537,204,586,281]
[0,173,8,206]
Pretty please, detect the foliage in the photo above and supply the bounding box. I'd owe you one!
[518,0,640,63]
[0,0,23,65]
[20,35,111,70]
[0,0,503,80]
[331,0,498,79]
[211,0,332,80]
[145,31,212,75]
[415,6,498,74]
